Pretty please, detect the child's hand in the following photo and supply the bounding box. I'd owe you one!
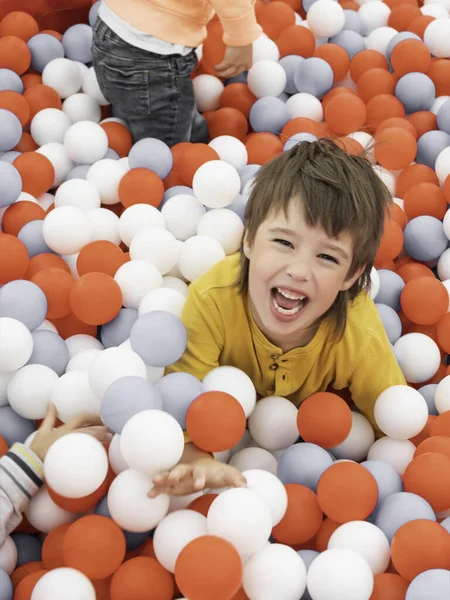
[214,44,253,79]
[148,458,247,498]
[30,402,112,461]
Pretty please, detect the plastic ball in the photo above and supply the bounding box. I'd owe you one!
[50,371,100,423]
[155,373,203,429]
[0,405,35,446]
[178,235,226,281]
[294,57,334,98]
[230,446,278,475]
[65,333,103,357]
[119,203,165,247]
[54,178,101,211]
[374,491,436,543]
[128,137,172,179]
[376,304,402,344]
[395,73,436,114]
[248,396,299,451]
[114,260,163,310]
[328,521,390,574]
[27,34,64,73]
[63,92,101,123]
[41,58,82,99]
[393,334,441,384]
[7,364,58,419]
[208,135,248,169]
[0,567,13,600]
[330,412,375,462]
[0,109,22,152]
[360,460,403,508]
[0,536,17,575]
[61,23,92,63]
[29,567,95,600]
[161,194,205,241]
[0,161,22,208]
[44,433,108,498]
[129,228,179,275]
[36,142,75,187]
[0,317,33,372]
[416,130,450,170]
[88,347,147,399]
[249,96,290,135]
[192,74,224,112]
[277,442,333,491]
[0,279,47,331]
[138,287,186,318]
[423,18,450,58]
[42,206,92,254]
[307,0,345,37]
[192,160,241,209]
[406,569,450,600]
[242,469,288,526]
[330,30,365,60]
[403,216,448,262]
[64,121,108,165]
[86,159,128,205]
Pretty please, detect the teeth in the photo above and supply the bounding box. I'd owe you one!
[273,297,305,316]
[277,288,306,301]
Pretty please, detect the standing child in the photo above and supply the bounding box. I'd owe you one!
[148,138,407,498]
[91,0,263,146]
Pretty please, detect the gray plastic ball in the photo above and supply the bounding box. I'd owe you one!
[279,55,304,95]
[0,109,22,152]
[298,550,320,600]
[160,185,194,210]
[0,406,36,446]
[303,0,338,10]
[101,376,163,434]
[386,32,421,62]
[416,130,450,169]
[227,193,247,222]
[0,568,13,600]
[128,138,173,179]
[395,73,435,114]
[283,133,318,152]
[104,148,119,160]
[437,98,450,136]
[65,165,90,181]
[418,384,438,416]
[238,164,261,192]
[0,161,22,208]
[330,30,365,59]
[441,517,450,534]
[406,569,450,600]
[249,97,290,135]
[129,310,187,368]
[11,533,42,567]
[403,216,448,262]
[100,308,138,348]
[95,496,150,549]
[0,151,21,164]
[27,34,65,73]
[374,492,436,542]
[360,460,403,509]
[27,330,69,376]
[375,270,405,312]
[294,57,334,98]
[62,24,93,64]
[0,69,24,93]
[376,303,402,344]
[343,10,364,35]
[18,220,53,258]
[156,372,204,429]
[277,443,334,492]
[0,280,48,330]
[89,1,101,27]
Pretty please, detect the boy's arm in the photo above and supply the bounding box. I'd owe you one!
[348,331,407,436]
[0,444,44,547]
[209,0,263,46]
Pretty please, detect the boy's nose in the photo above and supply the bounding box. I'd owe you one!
[286,258,311,281]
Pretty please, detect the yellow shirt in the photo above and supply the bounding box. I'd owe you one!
[167,253,406,431]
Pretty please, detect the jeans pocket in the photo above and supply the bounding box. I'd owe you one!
[100,63,150,114]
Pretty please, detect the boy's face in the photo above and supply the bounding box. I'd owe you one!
[243,200,364,348]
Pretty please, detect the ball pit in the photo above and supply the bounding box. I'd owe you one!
[0,1,450,599]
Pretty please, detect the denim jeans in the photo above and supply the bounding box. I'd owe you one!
[91,18,209,147]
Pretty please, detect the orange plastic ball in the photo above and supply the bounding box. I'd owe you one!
[374,127,417,170]
[427,59,450,97]
[1,201,46,236]
[0,11,39,41]
[23,84,62,119]
[407,15,435,39]
[77,241,126,277]
[396,262,434,283]
[272,484,323,545]
[403,182,447,220]
[430,411,450,438]
[100,121,133,158]
[297,392,352,448]
[31,268,74,320]
[314,43,350,83]
[219,83,256,119]
[315,517,341,552]
[24,253,70,280]
[257,1,296,40]
[390,39,431,77]
[377,117,416,139]
[369,573,409,600]
[177,143,219,187]
[407,110,437,138]
[396,163,439,198]
[13,152,55,197]
[400,276,449,325]
[41,522,72,570]
[324,94,366,136]
[246,132,283,164]
[316,462,378,523]
[188,493,218,517]
[111,557,174,600]
[50,312,98,339]
[276,25,316,58]
[350,50,389,83]
[415,436,450,460]
[207,107,249,142]
[403,452,450,512]
[0,435,8,457]
[357,68,397,103]
[438,313,450,355]
[118,168,164,208]
[375,218,404,263]
[10,562,44,589]
[366,95,406,133]
[14,570,48,600]
[388,4,421,31]
[0,90,30,126]
[0,35,31,74]
[0,234,29,284]
[69,272,123,326]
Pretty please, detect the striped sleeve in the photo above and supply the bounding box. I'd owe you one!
[0,443,44,547]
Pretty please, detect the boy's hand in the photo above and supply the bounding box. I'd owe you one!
[148,458,247,498]
[214,44,253,79]
[30,403,112,461]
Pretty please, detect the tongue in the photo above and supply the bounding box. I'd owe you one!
[274,289,301,310]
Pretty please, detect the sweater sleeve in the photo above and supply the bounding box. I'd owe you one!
[208,0,263,46]
[0,443,44,548]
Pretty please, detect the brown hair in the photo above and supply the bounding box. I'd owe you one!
[238,138,392,339]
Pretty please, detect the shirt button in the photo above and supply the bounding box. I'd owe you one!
[270,364,278,371]
[271,354,280,360]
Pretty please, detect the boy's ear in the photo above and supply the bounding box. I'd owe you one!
[243,231,251,259]
[340,265,366,292]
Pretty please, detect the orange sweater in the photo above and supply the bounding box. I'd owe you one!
[104,0,263,48]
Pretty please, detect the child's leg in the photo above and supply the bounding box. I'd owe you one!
[91,18,208,147]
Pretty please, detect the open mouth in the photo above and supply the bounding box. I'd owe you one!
[271,287,309,317]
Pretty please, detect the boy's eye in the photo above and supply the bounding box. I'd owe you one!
[274,239,293,248]
[319,253,339,264]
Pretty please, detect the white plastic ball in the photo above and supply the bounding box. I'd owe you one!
[54,178,101,211]
[365,26,398,55]
[0,536,17,574]
[358,3,391,35]
[138,287,186,318]
[330,412,375,462]
[248,396,299,451]
[65,334,103,357]
[65,348,102,373]
[424,18,450,58]
[42,58,83,98]
[87,207,121,244]
[202,365,257,418]
[192,74,224,112]
[208,136,248,169]
[38,193,56,212]
[197,208,244,255]
[285,93,324,122]
[88,347,147,399]
[435,146,450,185]
[373,164,396,195]
[178,235,226,281]
[0,317,33,372]
[153,509,208,572]
[441,279,450,312]
[86,159,128,205]
[193,160,241,209]
[243,543,307,600]
[31,568,96,600]
[393,333,441,384]
[25,486,76,532]
[369,267,380,300]
[107,468,170,532]
[349,132,375,162]
[114,260,164,309]
[63,120,108,165]
[306,0,346,37]
[431,96,450,116]
[7,364,59,420]
[306,548,374,600]
[62,93,101,123]
[51,371,101,423]
[73,60,89,79]
[161,194,206,241]
[230,447,278,475]
[247,60,287,99]
[242,469,288,526]
[30,108,72,146]
[207,488,273,559]
[129,228,179,275]
[252,32,280,62]
[0,371,13,407]
[82,66,109,105]
[108,433,129,474]
[437,248,450,282]
[367,437,416,475]
[421,3,449,18]
[36,142,75,187]
[43,205,92,254]
[146,365,165,384]
[163,276,189,297]
[434,375,450,413]
[61,253,79,279]
[328,521,390,574]
[374,384,429,440]
[120,409,185,477]
[119,204,166,247]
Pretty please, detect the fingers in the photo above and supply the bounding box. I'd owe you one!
[79,425,112,443]
[65,413,104,430]
[192,464,207,491]
[38,402,57,433]
[232,472,247,488]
